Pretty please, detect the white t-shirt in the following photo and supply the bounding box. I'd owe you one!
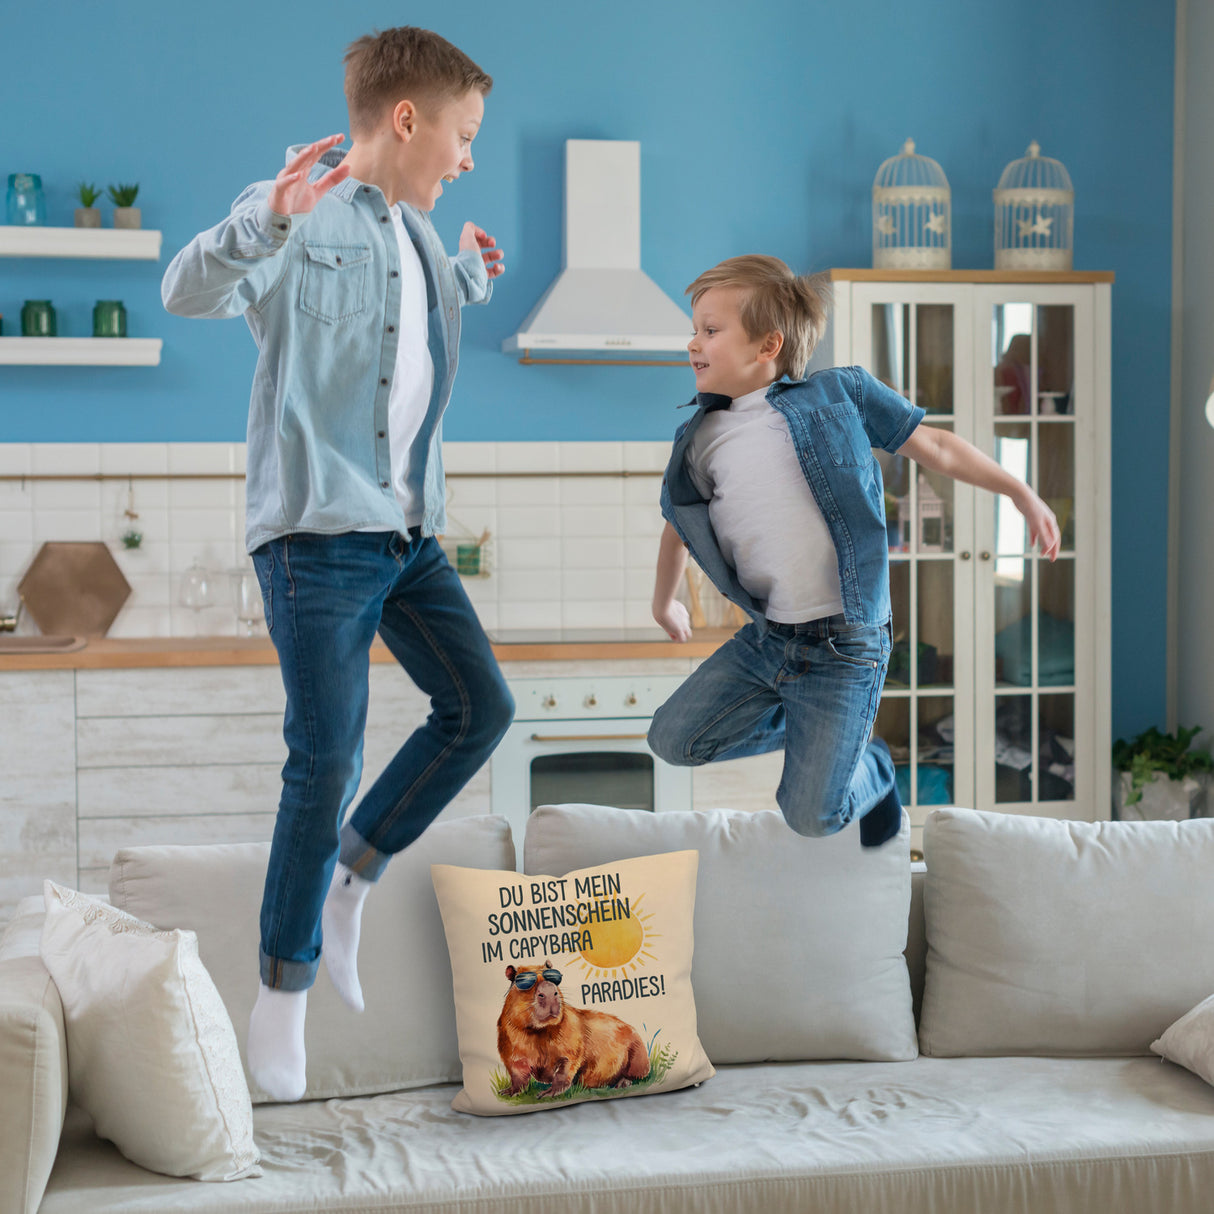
[685,386,843,624]
[385,208,434,527]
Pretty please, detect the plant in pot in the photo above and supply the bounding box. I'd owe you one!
[107,182,140,229]
[1112,725,1213,820]
[74,182,102,229]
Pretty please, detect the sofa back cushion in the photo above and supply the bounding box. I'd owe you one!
[108,815,515,1102]
[919,808,1214,1056]
[523,804,918,1063]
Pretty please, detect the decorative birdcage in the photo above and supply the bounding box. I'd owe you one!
[994,141,1073,271]
[872,139,951,270]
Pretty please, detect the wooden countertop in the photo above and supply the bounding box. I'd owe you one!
[0,631,737,671]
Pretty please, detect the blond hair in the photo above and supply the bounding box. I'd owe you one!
[343,27,492,136]
[686,255,832,379]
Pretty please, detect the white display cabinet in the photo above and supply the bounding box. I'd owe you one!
[812,270,1112,844]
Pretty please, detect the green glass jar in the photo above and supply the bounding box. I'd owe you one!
[93,300,127,338]
[21,300,56,337]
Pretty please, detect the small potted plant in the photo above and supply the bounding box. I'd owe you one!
[1112,725,1213,820]
[107,182,141,229]
[74,182,102,228]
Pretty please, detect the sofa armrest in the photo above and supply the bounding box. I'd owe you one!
[0,901,69,1214]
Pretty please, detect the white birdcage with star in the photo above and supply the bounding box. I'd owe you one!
[872,139,951,270]
[994,141,1073,270]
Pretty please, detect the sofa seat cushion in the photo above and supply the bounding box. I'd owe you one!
[37,1057,1214,1214]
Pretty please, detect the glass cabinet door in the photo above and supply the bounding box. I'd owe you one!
[975,289,1094,812]
[853,287,975,833]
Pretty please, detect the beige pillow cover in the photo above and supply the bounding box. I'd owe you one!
[431,849,715,1115]
[1152,993,1214,1087]
[37,881,259,1182]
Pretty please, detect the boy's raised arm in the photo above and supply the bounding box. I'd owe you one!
[652,521,693,641]
[897,424,1061,560]
[162,135,351,319]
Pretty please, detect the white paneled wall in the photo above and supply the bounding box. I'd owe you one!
[0,441,672,638]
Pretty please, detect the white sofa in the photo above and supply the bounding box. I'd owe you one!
[5,804,1214,1214]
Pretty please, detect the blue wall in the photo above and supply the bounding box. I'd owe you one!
[0,0,1174,738]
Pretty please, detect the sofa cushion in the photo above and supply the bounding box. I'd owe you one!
[430,849,714,1114]
[919,808,1214,1056]
[38,881,259,1182]
[108,814,515,1102]
[0,898,68,1214]
[1153,992,1214,1087]
[523,804,918,1063]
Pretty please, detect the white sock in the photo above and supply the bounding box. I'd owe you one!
[247,984,307,1102]
[322,862,372,1012]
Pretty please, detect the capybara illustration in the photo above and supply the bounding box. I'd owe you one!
[497,961,651,1098]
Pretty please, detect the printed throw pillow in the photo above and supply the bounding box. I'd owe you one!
[431,849,714,1115]
[37,881,260,1182]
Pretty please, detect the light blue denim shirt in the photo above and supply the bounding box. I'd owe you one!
[660,366,925,632]
[162,147,492,552]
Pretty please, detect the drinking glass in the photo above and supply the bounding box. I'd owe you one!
[231,569,265,637]
[178,560,216,635]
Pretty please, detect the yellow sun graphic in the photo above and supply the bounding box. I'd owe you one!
[570,893,661,979]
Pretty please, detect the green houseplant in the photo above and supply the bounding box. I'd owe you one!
[74,181,101,229]
[107,182,141,230]
[1112,725,1213,819]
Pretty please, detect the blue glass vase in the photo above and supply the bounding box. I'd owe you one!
[7,174,47,226]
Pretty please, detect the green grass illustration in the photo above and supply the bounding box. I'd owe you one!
[492,1036,679,1106]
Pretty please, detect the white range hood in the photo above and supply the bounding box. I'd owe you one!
[502,140,691,357]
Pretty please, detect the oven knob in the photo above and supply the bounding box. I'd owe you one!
[584,694,598,708]
[541,695,557,709]
[624,692,638,707]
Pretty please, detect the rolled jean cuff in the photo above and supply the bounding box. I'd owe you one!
[338,822,391,882]
[259,948,318,992]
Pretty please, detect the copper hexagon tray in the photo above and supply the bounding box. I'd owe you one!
[18,542,131,637]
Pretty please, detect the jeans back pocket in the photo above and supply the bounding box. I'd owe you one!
[299,242,371,323]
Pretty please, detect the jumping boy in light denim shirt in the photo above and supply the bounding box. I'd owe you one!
[650,255,1060,849]
[162,27,513,1101]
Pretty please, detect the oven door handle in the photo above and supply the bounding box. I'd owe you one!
[527,732,650,742]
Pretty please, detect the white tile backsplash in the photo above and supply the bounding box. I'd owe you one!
[0,441,675,636]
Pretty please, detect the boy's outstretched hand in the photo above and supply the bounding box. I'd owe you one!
[268,134,351,216]
[460,222,505,278]
[1021,492,1062,561]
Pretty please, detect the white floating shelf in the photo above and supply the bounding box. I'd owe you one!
[0,337,162,366]
[0,226,162,260]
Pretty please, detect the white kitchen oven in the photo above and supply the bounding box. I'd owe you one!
[489,671,693,849]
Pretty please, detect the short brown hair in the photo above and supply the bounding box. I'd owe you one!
[686,255,832,379]
[343,27,492,136]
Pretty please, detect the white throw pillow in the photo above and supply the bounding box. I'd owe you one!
[37,881,259,1182]
[108,815,515,1102]
[919,809,1214,1056]
[523,804,918,1063]
[431,849,714,1115]
[1152,993,1214,1087]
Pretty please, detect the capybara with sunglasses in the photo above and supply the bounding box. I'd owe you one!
[497,961,650,1098]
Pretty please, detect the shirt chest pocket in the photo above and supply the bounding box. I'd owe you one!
[811,402,874,467]
[299,243,371,323]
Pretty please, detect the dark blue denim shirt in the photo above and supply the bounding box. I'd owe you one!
[659,366,925,633]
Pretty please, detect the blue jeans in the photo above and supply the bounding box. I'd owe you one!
[648,615,897,841]
[252,530,514,990]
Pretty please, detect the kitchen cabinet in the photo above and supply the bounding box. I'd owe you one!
[0,226,163,365]
[813,270,1112,840]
